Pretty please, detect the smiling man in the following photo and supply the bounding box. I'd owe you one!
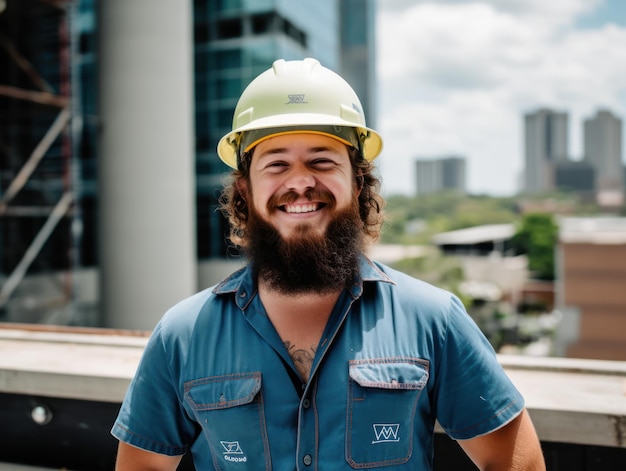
[111,58,546,470]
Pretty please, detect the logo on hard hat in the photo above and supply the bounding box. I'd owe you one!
[286,94,307,104]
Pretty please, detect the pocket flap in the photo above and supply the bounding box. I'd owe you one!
[349,358,429,390]
[184,372,262,411]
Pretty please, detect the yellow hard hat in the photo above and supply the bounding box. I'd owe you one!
[217,58,383,169]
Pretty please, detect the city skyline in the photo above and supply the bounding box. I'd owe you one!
[375,0,626,196]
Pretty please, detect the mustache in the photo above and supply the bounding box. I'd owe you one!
[267,188,336,211]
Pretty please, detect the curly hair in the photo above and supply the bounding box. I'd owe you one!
[218,146,385,247]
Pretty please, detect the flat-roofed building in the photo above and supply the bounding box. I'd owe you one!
[524,108,569,194]
[584,109,624,195]
[554,160,595,194]
[415,156,466,195]
[556,217,626,360]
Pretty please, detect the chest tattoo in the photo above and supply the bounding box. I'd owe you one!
[284,341,316,381]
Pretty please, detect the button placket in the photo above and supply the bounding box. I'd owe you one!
[297,379,318,470]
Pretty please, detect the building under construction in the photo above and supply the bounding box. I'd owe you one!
[0,0,97,325]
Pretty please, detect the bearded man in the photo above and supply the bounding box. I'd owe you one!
[112,58,545,471]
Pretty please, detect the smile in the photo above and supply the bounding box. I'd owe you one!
[282,203,325,213]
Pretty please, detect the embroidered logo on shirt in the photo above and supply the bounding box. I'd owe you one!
[372,424,400,444]
[220,440,248,462]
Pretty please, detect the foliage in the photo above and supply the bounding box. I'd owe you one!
[510,213,559,280]
[381,192,519,244]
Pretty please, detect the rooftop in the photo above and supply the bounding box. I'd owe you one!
[559,216,626,244]
[431,223,516,246]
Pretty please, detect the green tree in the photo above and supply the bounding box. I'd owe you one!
[511,213,558,280]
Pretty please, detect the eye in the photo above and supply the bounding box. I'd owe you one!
[310,158,337,169]
[263,160,289,172]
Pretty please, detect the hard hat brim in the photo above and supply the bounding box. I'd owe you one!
[217,113,383,169]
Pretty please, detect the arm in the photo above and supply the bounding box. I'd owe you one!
[457,409,545,471]
[115,442,183,471]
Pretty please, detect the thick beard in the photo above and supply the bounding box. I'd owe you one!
[243,195,364,295]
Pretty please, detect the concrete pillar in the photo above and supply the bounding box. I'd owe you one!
[97,1,197,330]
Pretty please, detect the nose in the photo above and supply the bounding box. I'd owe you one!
[285,163,315,192]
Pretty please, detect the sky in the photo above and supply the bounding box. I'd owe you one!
[375,0,626,196]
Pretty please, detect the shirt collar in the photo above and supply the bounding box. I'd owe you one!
[212,255,395,308]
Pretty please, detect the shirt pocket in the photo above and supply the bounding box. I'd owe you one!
[346,358,429,469]
[184,372,271,470]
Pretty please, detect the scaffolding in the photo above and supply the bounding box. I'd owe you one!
[0,0,81,321]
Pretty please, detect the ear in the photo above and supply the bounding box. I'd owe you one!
[236,177,249,201]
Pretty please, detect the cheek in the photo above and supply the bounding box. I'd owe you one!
[247,180,273,214]
[331,176,356,208]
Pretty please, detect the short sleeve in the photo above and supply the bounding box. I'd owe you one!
[434,295,524,440]
[111,321,197,455]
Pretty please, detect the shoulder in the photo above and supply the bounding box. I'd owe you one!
[144,288,214,349]
[159,264,251,330]
[368,259,484,344]
[366,259,460,312]
[160,287,215,324]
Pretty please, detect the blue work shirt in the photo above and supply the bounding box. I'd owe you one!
[112,256,524,470]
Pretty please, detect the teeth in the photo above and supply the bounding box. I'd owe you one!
[285,203,317,213]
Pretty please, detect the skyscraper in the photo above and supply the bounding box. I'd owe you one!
[0,1,91,320]
[415,156,467,195]
[524,108,569,194]
[584,109,624,195]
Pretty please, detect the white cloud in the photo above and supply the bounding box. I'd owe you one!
[375,0,626,196]
[380,0,600,23]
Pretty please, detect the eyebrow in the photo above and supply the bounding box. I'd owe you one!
[309,146,339,154]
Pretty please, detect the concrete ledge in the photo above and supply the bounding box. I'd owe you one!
[1,325,625,447]
[0,324,147,403]
[499,354,626,448]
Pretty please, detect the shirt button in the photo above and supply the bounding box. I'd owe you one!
[302,398,311,408]
[303,454,312,466]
